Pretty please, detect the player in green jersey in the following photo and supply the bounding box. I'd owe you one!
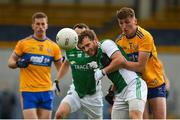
[54,23,103,119]
[78,30,147,119]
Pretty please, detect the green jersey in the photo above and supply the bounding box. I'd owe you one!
[65,48,98,98]
[96,40,138,93]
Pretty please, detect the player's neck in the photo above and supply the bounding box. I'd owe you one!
[126,27,137,39]
[33,34,47,41]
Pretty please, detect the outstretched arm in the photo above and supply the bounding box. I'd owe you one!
[52,60,70,96]
[55,60,70,80]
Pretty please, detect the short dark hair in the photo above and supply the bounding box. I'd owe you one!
[73,23,89,30]
[32,12,48,23]
[116,7,135,19]
[78,29,95,44]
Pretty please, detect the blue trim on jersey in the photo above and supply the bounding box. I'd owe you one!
[22,91,53,110]
[147,83,166,99]
[23,53,53,66]
[127,52,138,62]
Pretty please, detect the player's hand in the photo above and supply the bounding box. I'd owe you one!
[52,79,60,96]
[88,61,98,69]
[16,59,30,68]
[105,85,114,105]
[94,69,106,81]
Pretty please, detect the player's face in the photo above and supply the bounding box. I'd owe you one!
[118,17,137,37]
[78,37,97,56]
[32,18,48,38]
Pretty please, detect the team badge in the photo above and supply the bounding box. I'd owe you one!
[39,45,43,51]
[47,48,51,54]
[134,44,138,51]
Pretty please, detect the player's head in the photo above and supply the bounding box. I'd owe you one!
[32,12,48,38]
[78,29,98,56]
[116,7,137,38]
[73,23,89,35]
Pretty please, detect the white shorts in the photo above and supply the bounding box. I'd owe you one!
[61,83,103,119]
[112,77,147,113]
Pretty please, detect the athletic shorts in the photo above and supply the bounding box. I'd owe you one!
[61,84,103,119]
[113,77,147,112]
[21,91,53,110]
[147,83,166,99]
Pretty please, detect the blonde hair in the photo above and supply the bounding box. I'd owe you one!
[116,7,135,19]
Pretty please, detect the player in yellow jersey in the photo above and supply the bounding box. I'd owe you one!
[8,12,62,119]
[115,7,166,119]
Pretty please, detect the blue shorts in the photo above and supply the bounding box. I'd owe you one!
[147,83,166,99]
[21,91,53,110]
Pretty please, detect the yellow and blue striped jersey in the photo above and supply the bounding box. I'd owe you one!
[14,35,62,92]
[116,26,165,88]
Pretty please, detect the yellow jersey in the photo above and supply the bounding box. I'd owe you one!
[14,35,62,92]
[116,26,165,88]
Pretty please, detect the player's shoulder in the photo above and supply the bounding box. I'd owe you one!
[20,35,32,41]
[46,38,59,46]
[46,37,55,43]
[17,35,33,44]
[101,39,117,48]
[101,39,115,44]
[137,26,152,39]
[115,34,123,43]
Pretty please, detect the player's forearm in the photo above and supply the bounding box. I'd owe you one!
[56,61,69,80]
[104,57,125,74]
[125,51,149,72]
[8,63,18,69]
[8,59,18,69]
[8,52,19,69]
[124,61,144,72]
[111,84,116,91]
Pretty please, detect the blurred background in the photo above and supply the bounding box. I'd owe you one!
[0,0,180,119]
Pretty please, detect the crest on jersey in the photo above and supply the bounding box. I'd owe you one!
[134,44,138,51]
[39,45,43,51]
[47,48,52,54]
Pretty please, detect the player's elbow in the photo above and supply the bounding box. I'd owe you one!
[124,61,145,73]
[8,64,14,69]
[8,63,16,69]
[116,58,126,68]
[8,60,17,69]
[135,62,146,72]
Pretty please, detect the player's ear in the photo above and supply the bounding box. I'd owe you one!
[77,44,82,50]
[134,18,137,25]
[31,23,34,29]
[94,38,99,42]
[46,23,48,29]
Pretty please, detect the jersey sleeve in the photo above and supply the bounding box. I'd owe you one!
[138,33,153,52]
[14,40,24,56]
[101,40,119,58]
[53,44,62,62]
